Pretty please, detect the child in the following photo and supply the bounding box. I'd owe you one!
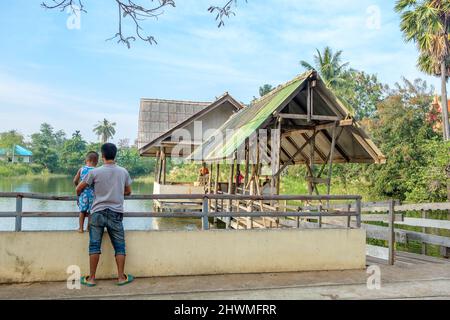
[73,151,99,233]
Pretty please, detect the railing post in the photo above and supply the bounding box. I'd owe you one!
[15,195,23,232]
[318,204,322,228]
[202,197,209,230]
[355,198,361,228]
[347,204,351,228]
[388,199,396,265]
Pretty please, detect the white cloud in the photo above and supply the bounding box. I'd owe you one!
[0,72,138,142]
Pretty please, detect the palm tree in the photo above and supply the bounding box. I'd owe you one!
[300,46,350,89]
[395,0,450,141]
[93,119,116,143]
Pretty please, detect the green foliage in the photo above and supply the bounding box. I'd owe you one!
[300,46,349,88]
[0,130,25,150]
[0,122,154,178]
[116,146,156,177]
[0,162,46,177]
[93,119,116,143]
[259,84,273,97]
[336,70,386,120]
[300,47,385,120]
[59,131,88,175]
[168,162,201,182]
[31,123,65,172]
[362,78,446,202]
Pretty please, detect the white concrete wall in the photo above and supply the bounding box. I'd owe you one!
[0,228,366,283]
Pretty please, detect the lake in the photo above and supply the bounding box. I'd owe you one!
[0,176,201,231]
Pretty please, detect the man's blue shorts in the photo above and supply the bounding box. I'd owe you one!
[88,209,126,256]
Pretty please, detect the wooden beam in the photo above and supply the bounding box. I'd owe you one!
[273,131,318,177]
[300,132,327,162]
[278,113,341,122]
[320,128,350,162]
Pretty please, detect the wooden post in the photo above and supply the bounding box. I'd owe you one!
[318,204,322,228]
[307,79,313,123]
[347,204,351,228]
[244,139,250,193]
[326,122,338,197]
[388,199,395,265]
[155,151,161,184]
[421,210,427,255]
[161,148,166,185]
[307,130,316,196]
[356,198,362,228]
[202,198,209,230]
[214,163,220,213]
[227,156,236,228]
[15,195,23,232]
[271,118,281,208]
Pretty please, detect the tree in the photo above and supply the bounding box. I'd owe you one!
[31,123,64,172]
[367,78,446,202]
[300,47,385,120]
[41,0,244,48]
[93,119,117,143]
[0,130,25,150]
[395,0,450,141]
[300,47,350,89]
[116,145,155,176]
[339,70,386,120]
[259,84,273,97]
[60,131,88,174]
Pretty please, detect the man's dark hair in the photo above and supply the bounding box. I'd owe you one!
[101,143,117,161]
[86,151,99,163]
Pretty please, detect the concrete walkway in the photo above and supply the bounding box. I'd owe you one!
[1,257,450,300]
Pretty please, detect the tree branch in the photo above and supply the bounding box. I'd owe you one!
[41,0,244,48]
[208,0,246,28]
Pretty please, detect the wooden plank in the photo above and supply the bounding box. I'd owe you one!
[395,202,450,212]
[406,230,450,247]
[366,244,388,261]
[278,113,341,121]
[396,217,450,230]
[353,213,403,222]
[362,224,407,243]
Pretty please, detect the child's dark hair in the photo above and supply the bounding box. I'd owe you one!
[86,151,99,163]
[101,143,117,160]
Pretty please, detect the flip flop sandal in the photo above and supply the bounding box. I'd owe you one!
[80,276,96,287]
[117,274,134,286]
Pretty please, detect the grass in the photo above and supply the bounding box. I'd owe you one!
[133,176,155,183]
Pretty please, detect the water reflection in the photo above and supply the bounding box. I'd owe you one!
[0,176,201,231]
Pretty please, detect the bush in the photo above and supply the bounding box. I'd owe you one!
[0,162,45,177]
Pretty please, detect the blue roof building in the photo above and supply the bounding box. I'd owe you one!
[0,145,33,163]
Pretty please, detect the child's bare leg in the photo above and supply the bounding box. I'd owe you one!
[78,212,86,233]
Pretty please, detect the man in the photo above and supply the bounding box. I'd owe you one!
[76,143,134,287]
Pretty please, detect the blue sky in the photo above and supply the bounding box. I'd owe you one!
[0,0,440,143]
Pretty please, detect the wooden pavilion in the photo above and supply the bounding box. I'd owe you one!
[188,70,386,212]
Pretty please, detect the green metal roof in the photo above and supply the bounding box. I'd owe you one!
[188,70,386,165]
[189,72,311,161]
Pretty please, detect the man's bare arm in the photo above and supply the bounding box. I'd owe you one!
[124,185,132,196]
[73,169,81,187]
[76,181,88,196]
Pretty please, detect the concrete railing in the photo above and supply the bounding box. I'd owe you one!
[0,192,362,232]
